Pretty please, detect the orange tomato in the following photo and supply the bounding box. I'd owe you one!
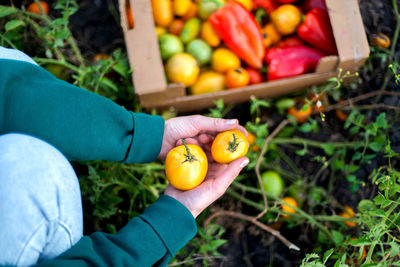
[165,141,208,190]
[182,2,198,20]
[261,23,281,48]
[370,33,391,49]
[339,205,356,227]
[308,93,329,112]
[211,129,249,164]
[168,19,185,35]
[151,0,173,27]
[226,68,250,89]
[281,197,298,218]
[93,54,110,62]
[201,21,220,47]
[287,99,312,124]
[245,68,264,85]
[27,1,49,15]
[247,132,260,152]
[335,100,349,122]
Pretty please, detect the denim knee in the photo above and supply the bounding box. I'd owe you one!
[0,133,83,266]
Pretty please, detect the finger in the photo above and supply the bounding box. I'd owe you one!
[236,125,248,138]
[176,138,200,147]
[211,157,249,198]
[188,115,239,133]
[198,133,213,144]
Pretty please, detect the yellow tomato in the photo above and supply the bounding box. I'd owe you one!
[339,205,356,227]
[271,4,302,35]
[182,2,198,20]
[166,53,200,86]
[226,68,250,89]
[165,142,208,190]
[174,0,192,16]
[211,129,249,164]
[151,0,173,27]
[212,48,241,73]
[232,0,252,10]
[190,71,225,95]
[281,197,298,217]
[262,23,281,48]
[201,21,220,47]
[155,26,167,37]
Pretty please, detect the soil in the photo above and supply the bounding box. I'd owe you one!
[14,0,399,266]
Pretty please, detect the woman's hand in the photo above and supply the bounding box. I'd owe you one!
[160,115,249,218]
[158,115,247,160]
[165,157,249,218]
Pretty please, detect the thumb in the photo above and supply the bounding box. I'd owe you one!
[213,157,249,197]
[189,115,239,133]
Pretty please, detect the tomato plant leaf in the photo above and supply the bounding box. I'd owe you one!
[100,77,119,92]
[352,151,362,161]
[321,143,335,156]
[0,6,18,18]
[5,19,25,32]
[323,248,334,264]
[331,230,344,247]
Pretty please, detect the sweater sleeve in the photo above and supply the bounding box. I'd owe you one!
[0,59,164,163]
[34,195,198,267]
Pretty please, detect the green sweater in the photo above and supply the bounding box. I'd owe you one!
[0,59,197,266]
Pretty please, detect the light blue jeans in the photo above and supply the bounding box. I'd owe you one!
[0,134,83,266]
[0,48,83,265]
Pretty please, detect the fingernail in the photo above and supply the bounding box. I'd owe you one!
[240,159,249,168]
[226,119,237,125]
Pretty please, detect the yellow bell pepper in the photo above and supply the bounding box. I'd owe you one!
[151,0,173,27]
[201,21,220,47]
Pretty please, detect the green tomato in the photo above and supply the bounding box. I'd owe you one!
[180,18,201,44]
[261,171,284,198]
[159,34,184,61]
[198,0,225,20]
[186,39,212,66]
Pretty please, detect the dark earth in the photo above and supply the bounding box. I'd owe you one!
[10,0,400,266]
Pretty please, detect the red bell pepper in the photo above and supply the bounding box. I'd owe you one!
[304,0,327,12]
[297,8,337,55]
[276,0,300,3]
[252,0,278,14]
[265,46,325,81]
[209,2,264,69]
[277,36,304,48]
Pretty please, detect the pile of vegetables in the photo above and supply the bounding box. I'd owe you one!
[151,0,337,95]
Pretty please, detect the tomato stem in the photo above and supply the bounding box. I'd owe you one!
[228,133,240,152]
[182,139,197,162]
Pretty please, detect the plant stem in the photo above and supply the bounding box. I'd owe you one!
[67,36,85,67]
[0,33,18,49]
[255,119,291,220]
[271,137,357,149]
[230,183,334,241]
[182,139,196,162]
[34,57,80,73]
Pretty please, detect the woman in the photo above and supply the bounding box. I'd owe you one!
[0,46,249,266]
